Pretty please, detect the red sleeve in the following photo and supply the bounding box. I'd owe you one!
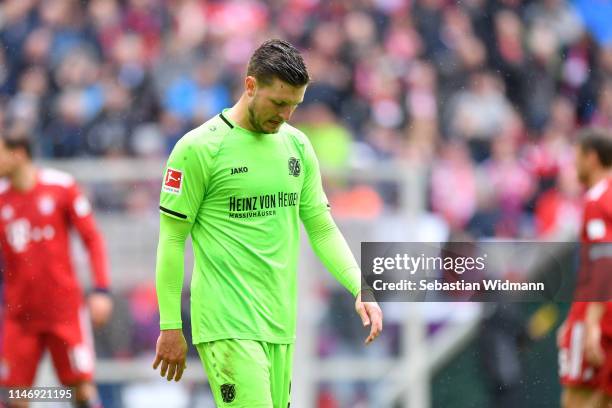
[604,189,612,230]
[66,183,110,290]
[582,199,601,242]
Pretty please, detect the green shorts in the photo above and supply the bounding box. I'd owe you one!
[196,339,293,407]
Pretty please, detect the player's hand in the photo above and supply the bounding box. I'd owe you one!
[584,322,605,367]
[355,291,383,345]
[153,329,188,382]
[88,292,113,328]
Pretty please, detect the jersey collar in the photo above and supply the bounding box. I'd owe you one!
[219,109,279,137]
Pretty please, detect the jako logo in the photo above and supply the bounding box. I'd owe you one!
[231,166,248,175]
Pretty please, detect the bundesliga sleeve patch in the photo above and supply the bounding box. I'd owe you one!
[163,168,183,195]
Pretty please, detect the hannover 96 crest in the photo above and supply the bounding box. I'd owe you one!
[220,383,236,403]
[288,157,301,177]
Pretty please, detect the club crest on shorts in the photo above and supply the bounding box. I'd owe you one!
[163,168,183,195]
[288,157,301,177]
[220,383,236,403]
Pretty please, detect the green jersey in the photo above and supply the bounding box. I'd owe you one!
[159,111,329,344]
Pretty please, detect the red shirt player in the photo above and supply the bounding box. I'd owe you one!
[0,130,112,407]
[558,128,612,408]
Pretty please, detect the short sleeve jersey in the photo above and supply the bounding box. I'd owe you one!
[159,111,329,344]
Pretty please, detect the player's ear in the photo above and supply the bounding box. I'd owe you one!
[245,76,257,97]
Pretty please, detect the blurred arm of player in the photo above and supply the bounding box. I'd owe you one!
[303,211,383,345]
[69,185,113,328]
[584,302,605,367]
[153,215,190,381]
[556,319,567,348]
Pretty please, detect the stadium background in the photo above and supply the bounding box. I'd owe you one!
[0,0,611,406]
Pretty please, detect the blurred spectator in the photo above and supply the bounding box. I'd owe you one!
[53,48,104,121]
[122,0,168,63]
[430,141,478,231]
[40,0,101,67]
[0,0,38,94]
[591,79,612,128]
[163,57,231,125]
[43,89,89,157]
[547,95,577,135]
[524,110,575,193]
[404,60,438,123]
[413,0,445,58]
[523,22,562,130]
[110,32,160,123]
[478,135,535,237]
[490,10,527,111]
[577,45,612,121]
[21,27,53,68]
[447,71,513,161]
[85,80,134,157]
[525,0,583,47]
[7,66,50,133]
[88,0,123,59]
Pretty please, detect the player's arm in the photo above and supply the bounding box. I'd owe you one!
[302,211,383,344]
[298,134,382,344]
[556,318,567,348]
[67,183,113,327]
[156,215,191,330]
[302,211,361,296]
[153,214,191,382]
[153,134,208,381]
[584,302,605,366]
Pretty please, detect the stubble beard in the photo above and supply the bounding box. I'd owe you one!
[247,101,269,134]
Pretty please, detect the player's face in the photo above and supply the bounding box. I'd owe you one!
[0,139,19,177]
[246,76,306,134]
[575,145,594,186]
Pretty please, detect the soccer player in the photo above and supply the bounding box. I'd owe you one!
[558,128,612,408]
[152,39,383,407]
[0,126,112,408]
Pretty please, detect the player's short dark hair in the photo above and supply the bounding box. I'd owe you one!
[247,39,309,87]
[2,124,32,158]
[578,127,612,168]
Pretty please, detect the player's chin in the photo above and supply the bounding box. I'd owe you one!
[265,120,282,133]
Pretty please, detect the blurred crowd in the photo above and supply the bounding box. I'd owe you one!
[1,0,611,240]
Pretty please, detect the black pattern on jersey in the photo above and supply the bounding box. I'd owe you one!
[220,383,236,403]
[288,157,301,177]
